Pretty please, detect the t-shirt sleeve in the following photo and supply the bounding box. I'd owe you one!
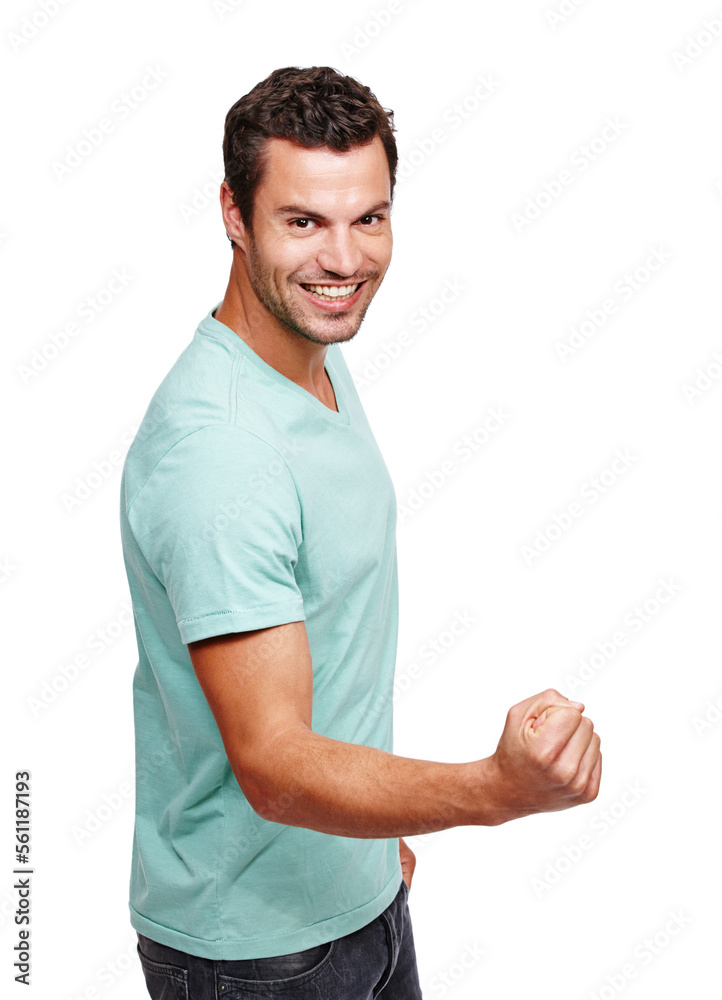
[127,424,305,644]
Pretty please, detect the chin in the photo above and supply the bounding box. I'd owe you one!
[289,311,364,346]
[302,325,360,347]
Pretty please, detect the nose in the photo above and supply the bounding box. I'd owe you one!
[316,225,364,278]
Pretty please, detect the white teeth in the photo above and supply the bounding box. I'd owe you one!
[304,283,359,299]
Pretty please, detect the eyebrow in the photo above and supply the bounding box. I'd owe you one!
[274,200,391,221]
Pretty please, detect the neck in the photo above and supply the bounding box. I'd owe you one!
[214,253,334,406]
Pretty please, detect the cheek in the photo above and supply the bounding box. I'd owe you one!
[368,233,393,262]
[368,243,393,274]
[254,229,306,266]
[273,240,315,278]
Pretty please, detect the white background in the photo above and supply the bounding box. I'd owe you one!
[2,0,720,997]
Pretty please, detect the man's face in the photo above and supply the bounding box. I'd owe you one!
[239,136,393,346]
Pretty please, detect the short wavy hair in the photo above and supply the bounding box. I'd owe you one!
[223,66,398,234]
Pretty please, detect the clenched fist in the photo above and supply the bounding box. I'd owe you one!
[481,688,602,825]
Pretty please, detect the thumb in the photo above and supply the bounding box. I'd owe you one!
[531,699,585,731]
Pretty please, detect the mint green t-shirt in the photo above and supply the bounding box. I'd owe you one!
[119,306,403,960]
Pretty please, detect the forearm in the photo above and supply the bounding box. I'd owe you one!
[239,724,502,837]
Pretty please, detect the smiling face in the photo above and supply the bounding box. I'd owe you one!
[236,136,393,346]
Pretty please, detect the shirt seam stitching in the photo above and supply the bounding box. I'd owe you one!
[126,423,302,526]
[178,599,303,626]
[200,321,349,427]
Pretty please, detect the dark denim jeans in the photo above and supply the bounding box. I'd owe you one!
[136,878,423,999]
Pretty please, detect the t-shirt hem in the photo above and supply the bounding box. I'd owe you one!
[129,864,404,960]
[178,599,306,644]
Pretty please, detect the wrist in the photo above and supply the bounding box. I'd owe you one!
[463,755,519,827]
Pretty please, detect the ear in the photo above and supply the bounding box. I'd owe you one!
[220,181,249,251]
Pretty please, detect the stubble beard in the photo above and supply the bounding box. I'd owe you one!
[244,232,380,347]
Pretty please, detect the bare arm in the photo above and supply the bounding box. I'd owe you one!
[188,620,602,838]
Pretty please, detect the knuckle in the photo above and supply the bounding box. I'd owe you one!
[533,742,560,769]
[550,761,577,787]
[582,782,601,804]
[568,774,588,796]
[543,687,564,702]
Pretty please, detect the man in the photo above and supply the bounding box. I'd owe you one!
[120,66,602,999]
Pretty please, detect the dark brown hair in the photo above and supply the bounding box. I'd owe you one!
[223,66,398,234]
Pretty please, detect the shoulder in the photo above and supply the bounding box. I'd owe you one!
[125,424,297,515]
